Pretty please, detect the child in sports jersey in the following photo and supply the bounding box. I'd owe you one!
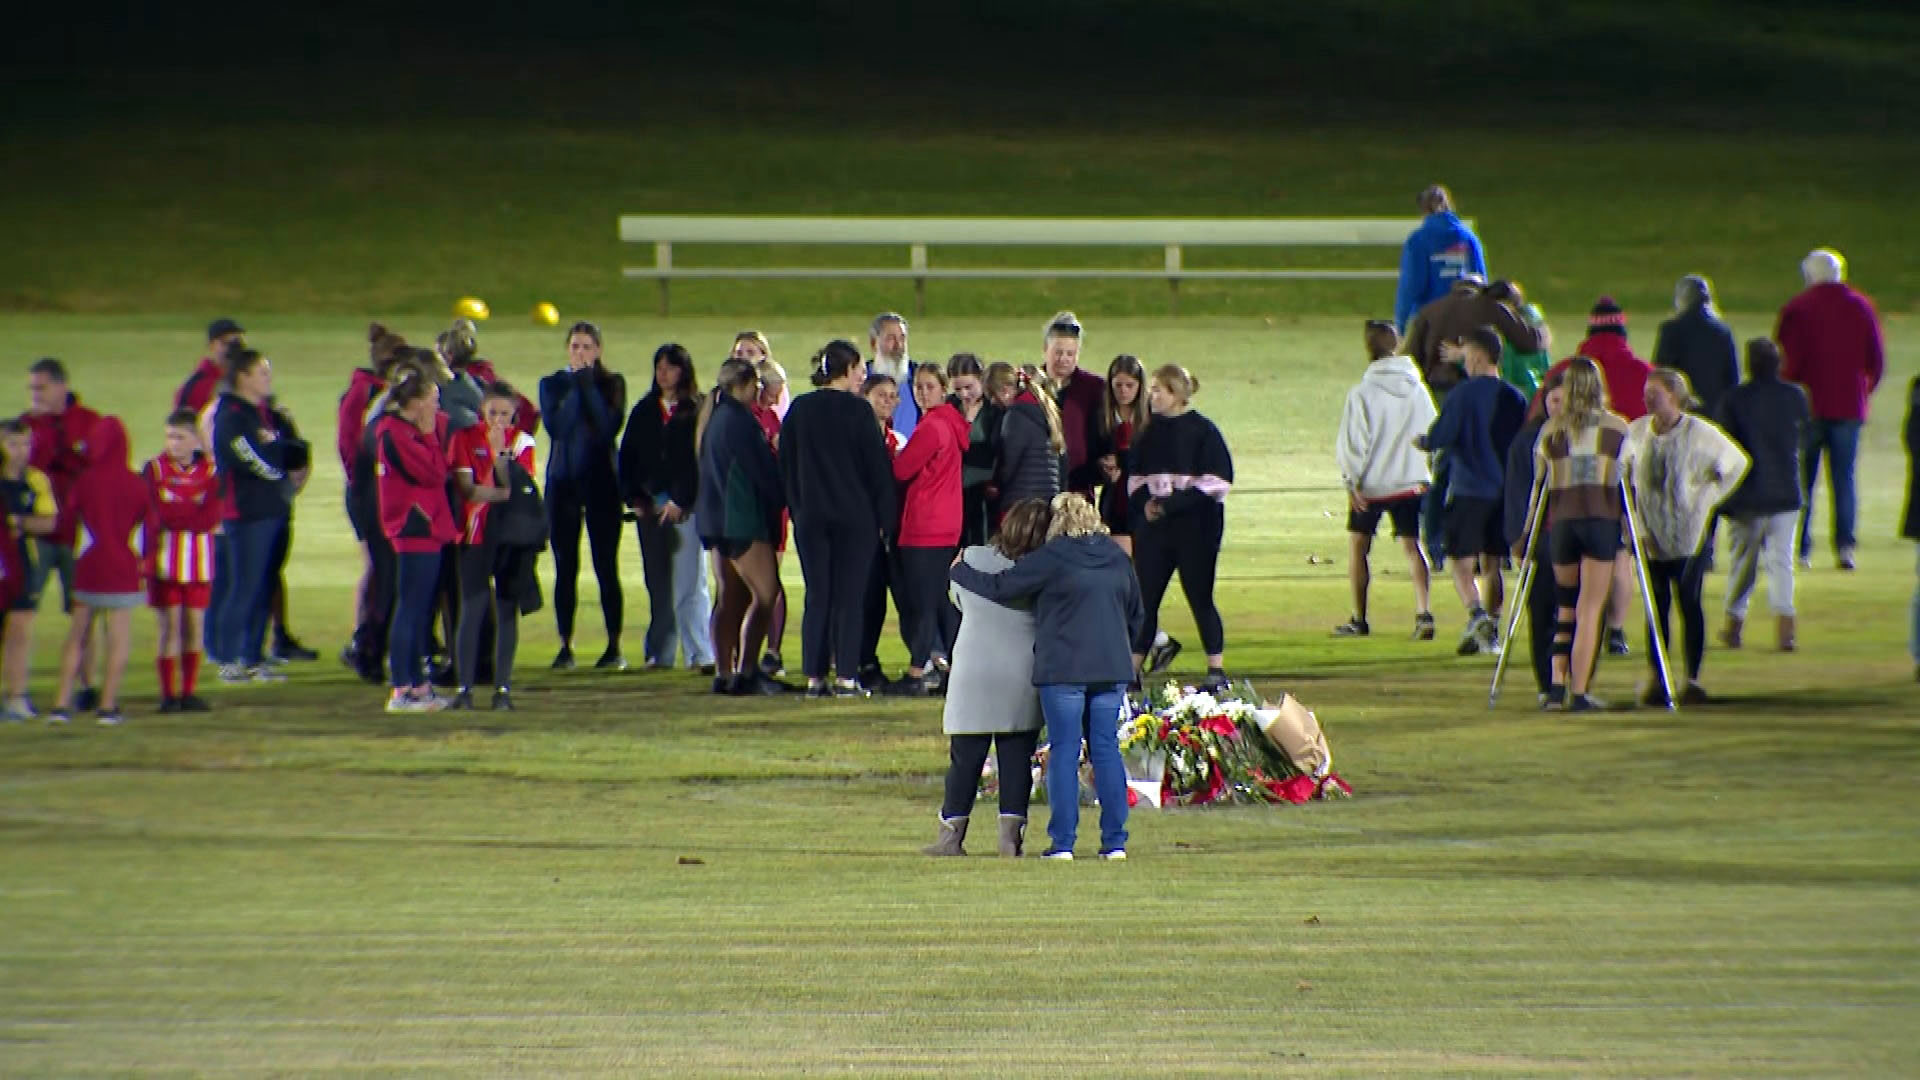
[446,384,538,709]
[144,409,221,712]
[0,419,56,722]
[51,416,148,725]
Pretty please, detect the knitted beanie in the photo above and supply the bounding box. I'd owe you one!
[1588,296,1627,337]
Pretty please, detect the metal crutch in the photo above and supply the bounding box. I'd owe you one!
[1619,479,1678,711]
[1489,476,1548,708]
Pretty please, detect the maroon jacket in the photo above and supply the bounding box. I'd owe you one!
[892,401,969,548]
[337,368,386,477]
[1056,367,1107,497]
[1777,283,1885,421]
[373,415,457,553]
[63,416,148,594]
[26,392,102,546]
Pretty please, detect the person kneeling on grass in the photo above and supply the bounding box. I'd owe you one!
[1623,369,1749,707]
[144,409,221,713]
[50,417,147,725]
[923,498,1054,858]
[1335,319,1438,640]
[950,493,1143,861]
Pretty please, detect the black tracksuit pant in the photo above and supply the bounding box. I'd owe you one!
[1647,555,1707,683]
[546,475,624,647]
[1131,511,1225,656]
[940,730,1041,819]
[1526,548,1556,694]
[795,521,879,681]
[894,545,957,670]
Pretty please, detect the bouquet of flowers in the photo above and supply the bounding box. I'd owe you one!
[1119,681,1353,807]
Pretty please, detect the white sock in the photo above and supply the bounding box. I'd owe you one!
[1154,630,1171,647]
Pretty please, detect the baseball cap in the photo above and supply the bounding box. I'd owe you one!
[207,318,244,341]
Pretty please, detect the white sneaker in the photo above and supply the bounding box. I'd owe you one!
[2,697,34,723]
[96,711,124,727]
[218,664,251,685]
[248,665,287,684]
[1040,849,1074,861]
[1100,849,1127,861]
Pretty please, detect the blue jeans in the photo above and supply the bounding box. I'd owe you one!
[637,508,714,667]
[1799,419,1861,557]
[1039,682,1129,854]
[216,517,285,668]
[390,551,442,689]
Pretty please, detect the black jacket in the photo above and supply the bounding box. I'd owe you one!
[210,393,294,521]
[696,394,785,545]
[1504,422,1545,555]
[1654,305,1740,416]
[958,398,1003,491]
[779,387,896,536]
[1127,410,1233,532]
[950,533,1144,686]
[618,389,699,510]
[995,396,1064,511]
[539,367,626,487]
[1715,374,1811,517]
[1902,377,1920,540]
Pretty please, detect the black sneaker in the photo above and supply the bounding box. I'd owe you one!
[804,681,833,700]
[856,662,885,691]
[712,675,742,696]
[745,672,792,696]
[74,687,100,713]
[177,695,211,713]
[881,675,929,698]
[270,635,319,662]
[759,651,785,677]
[551,646,576,671]
[158,697,183,714]
[1199,670,1231,695]
[491,688,515,711]
[448,690,475,711]
[698,663,717,677]
[1144,637,1182,675]
[596,648,629,672]
[1413,613,1436,641]
[1568,693,1606,713]
[1332,617,1370,637]
[1606,628,1631,656]
[1541,685,1567,711]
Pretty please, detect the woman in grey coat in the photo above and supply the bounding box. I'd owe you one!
[922,499,1054,858]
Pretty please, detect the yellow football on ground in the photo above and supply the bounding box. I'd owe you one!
[533,302,560,326]
[454,297,490,320]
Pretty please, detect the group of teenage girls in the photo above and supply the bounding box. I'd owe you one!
[331,310,1236,710]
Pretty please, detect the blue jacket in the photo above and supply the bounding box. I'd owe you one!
[1395,211,1487,331]
[949,534,1143,686]
[538,367,627,486]
[1425,374,1526,502]
[892,364,923,441]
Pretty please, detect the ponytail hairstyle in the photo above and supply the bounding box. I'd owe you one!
[1102,354,1150,438]
[369,322,407,375]
[696,357,762,455]
[1151,363,1200,406]
[992,498,1056,560]
[1016,365,1067,455]
[1046,492,1107,540]
[386,367,437,416]
[1646,367,1698,411]
[1555,356,1610,434]
[810,339,863,388]
[756,357,787,395]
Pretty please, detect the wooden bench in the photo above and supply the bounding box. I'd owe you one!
[618,215,1446,314]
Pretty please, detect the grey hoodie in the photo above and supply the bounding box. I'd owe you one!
[1337,355,1439,499]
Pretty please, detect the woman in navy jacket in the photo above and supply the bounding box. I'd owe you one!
[950,493,1144,860]
[695,358,787,695]
[209,347,295,682]
[538,321,628,671]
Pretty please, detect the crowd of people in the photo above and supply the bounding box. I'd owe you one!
[1343,185,1890,710]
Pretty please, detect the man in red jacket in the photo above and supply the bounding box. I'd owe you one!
[1041,311,1107,500]
[1778,248,1885,570]
[177,318,245,415]
[25,358,103,704]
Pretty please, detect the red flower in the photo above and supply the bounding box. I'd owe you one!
[1198,766,1227,805]
[1266,774,1316,804]
[1157,720,1172,740]
[1126,787,1140,808]
[1198,715,1237,738]
[1319,773,1353,798]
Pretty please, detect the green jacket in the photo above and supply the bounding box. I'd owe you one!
[1501,304,1552,398]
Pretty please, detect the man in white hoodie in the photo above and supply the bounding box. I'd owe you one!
[1335,321,1439,638]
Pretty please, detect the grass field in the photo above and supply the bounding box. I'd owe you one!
[1,313,1916,1075]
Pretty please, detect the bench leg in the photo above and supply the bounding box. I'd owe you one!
[658,279,670,317]
[1169,277,1180,316]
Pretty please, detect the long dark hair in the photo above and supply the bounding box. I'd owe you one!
[651,343,700,401]
[810,339,863,387]
[1102,354,1150,438]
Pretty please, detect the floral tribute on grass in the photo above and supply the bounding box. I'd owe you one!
[981,681,1352,808]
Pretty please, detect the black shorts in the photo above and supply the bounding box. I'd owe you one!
[1550,517,1623,565]
[1443,496,1506,558]
[1347,495,1421,539]
[703,536,753,560]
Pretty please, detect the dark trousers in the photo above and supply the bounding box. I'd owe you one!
[940,730,1041,820]
[353,531,398,674]
[205,531,232,660]
[216,516,286,669]
[1647,555,1707,682]
[546,478,623,646]
[390,550,442,689]
[267,519,294,642]
[1132,515,1225,656]
[1526,549,1556,694]
[895,545,957,669]
[794,520,878,680]
[860,544,892,674]
[456,544,520,691]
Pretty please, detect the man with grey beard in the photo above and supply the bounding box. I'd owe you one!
[868,312,922,440]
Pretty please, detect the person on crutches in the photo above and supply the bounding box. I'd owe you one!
[1621,370,1750,706]
[1532,358,1633,711]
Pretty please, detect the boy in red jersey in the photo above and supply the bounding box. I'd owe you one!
[144,409,221,712]
[50,416,148,725]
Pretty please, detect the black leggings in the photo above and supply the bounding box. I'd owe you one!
[456,544,522,691]
[547,478,624,646]
[1647,555,1707,682]
[794,520,878,680]
[940,730,1041,820]
[894,545,957,669]
[860,544,892,674]
[1132,514,1225,656]
[1525,550,1557,695]
[355,530,397,670]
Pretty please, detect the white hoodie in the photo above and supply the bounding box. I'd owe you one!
[1337,355,1438,499]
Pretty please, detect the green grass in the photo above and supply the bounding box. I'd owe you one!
[1,314,1917,1075]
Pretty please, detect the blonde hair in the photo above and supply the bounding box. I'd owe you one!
[1151,363,1199,404]
[1047,493,1107,539]
[1555,356,1610,432]
[1019,364,1067,455]
[1647,367,1697,409]
[732,330,772,361]
[755,357,786,390]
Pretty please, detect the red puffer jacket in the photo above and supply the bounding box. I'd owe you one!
[373,414,456,553]
[892,401,970,548]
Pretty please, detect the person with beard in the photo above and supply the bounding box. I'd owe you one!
[868,313,923,440]
[882,364,969,696]
[945,353,1001,549]
[1654,275,1740,418]
[1038,312,1107,500]
[780,340,897,698]
[618,343,713,676]
[539,321,628,671]
[177,319,246,414]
